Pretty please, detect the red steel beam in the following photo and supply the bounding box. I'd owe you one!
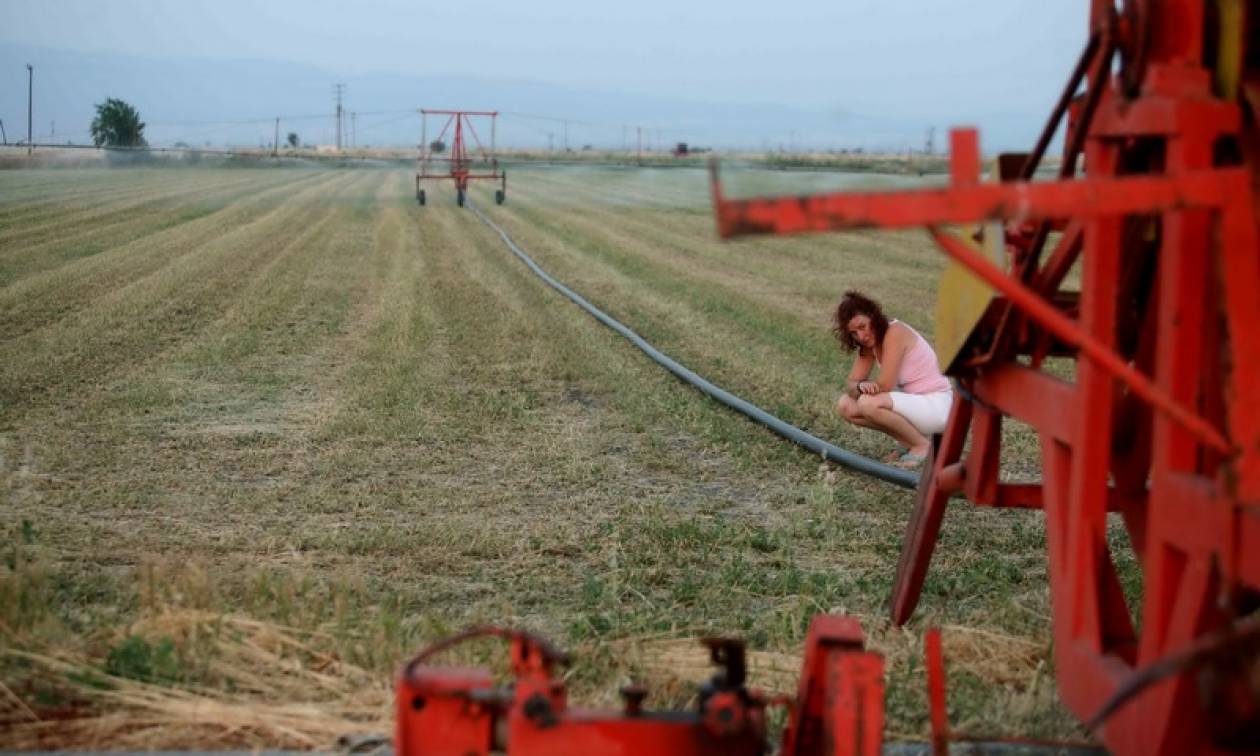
[972,365,1076,443]
[928,227,1230,454]
[925,628,948,756]
[711,161,1249,237]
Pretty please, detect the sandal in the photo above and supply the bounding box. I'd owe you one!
[882,445,909,463]
[893,452,928,470]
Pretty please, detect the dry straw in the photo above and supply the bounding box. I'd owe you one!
[2,609,392,750]
[2,602,1051,749]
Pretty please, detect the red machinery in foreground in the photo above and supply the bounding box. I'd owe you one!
[397,2,1258,753]
[396,619,884,756]
[416,109,506,207]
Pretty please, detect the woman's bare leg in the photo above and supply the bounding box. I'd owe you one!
[836,394,878,429]
[855,393,930,455]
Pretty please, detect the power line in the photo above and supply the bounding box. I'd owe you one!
[146,113,323,127]
[12,91,709,152]
[120,109,412,130]
[501,110,695,136]
[349,111,418,136]
[24,96,701,151]
[502,110,599,127]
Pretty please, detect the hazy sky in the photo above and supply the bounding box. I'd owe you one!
[0,1,1097,152]
[4,1,1086,117]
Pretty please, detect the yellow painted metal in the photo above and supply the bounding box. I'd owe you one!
[1213,0,1244,99]
[934,219,1005,372]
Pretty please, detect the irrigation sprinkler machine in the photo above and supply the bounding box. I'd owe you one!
[396,3,1260,753]
[415,109,506,207]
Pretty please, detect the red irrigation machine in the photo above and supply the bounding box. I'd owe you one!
[416,109,506,207]
[396,2,1260,753]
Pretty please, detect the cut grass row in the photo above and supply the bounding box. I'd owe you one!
[0,171,355,412]
[0,171,334,297]
[2,166,1082,747]
[472,169,944,460]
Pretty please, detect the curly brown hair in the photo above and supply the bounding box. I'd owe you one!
[832,290,890,353]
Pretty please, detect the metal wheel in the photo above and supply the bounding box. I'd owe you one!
[457,190,465,207]
[417,189,426,206]
[495,190,505,205]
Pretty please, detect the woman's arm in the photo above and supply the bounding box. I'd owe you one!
[874,324,910,393]
[845,349,875,398]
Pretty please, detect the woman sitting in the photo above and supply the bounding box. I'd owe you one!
[832,290,953,469]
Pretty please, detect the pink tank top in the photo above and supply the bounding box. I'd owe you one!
[879,320,951,395]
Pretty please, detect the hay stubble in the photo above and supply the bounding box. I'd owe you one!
[2,165,1081,747]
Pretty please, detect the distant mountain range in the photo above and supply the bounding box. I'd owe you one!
[0,42,1053,153]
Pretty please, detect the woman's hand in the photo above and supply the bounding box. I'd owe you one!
[858,380,880,395]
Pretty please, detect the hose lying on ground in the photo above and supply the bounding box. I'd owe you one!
[466,199,918,490]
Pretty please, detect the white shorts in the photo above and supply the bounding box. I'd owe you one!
[889,390,953,436]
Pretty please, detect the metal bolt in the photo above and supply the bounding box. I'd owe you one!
[620,683,648,715]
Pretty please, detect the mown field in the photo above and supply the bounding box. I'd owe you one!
[0,165,1084,747]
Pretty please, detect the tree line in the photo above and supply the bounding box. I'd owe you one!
[90,98,304,149]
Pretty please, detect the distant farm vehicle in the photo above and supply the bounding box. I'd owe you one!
[415,110,506,207]
[674,143,709,157]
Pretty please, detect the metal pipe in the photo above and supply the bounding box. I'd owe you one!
[467,201,919,489]
[1019,30,1101,180]
[419,110,427,174]
[26,63,33,156]
[926,628,949,756]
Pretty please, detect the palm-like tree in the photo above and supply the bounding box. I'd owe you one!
[90,98,147,148]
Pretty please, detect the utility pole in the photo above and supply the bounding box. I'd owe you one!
[273,116,280,156]
[547,132,554,153]
[563,119,569,152]
[351,112,356,148]
[637,126,642,165]
[333,83,346,150]
[0,119,7,145]
[26,63,34,155]
[925,127,935,156]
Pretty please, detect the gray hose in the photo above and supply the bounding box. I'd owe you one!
[467,201,918,490]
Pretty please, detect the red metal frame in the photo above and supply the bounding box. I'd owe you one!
[396,617,883,756]
[708,2,1260,752]
[416,109,506,206]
